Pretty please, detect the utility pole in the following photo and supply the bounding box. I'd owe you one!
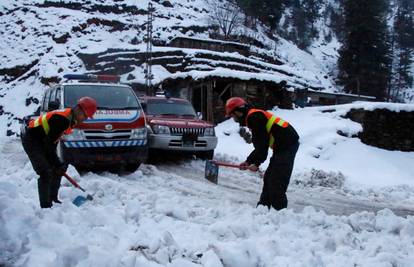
[145,2,155,95]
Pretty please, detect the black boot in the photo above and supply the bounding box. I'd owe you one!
[52,198,62,204]
[38,177,52,208]
[50,173,62,205]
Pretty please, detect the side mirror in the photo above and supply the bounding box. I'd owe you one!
[196,112,203,119]
[48,101,60,111]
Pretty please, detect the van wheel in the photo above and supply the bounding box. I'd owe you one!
[196,150,214,160]
[74,165,89,175]
[146,148,161,164]
[125,163,141,173]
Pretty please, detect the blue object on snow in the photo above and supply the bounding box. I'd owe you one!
[72,196,88,207]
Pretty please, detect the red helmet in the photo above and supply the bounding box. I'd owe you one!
[77,96,97,118]
[225,97,246,117]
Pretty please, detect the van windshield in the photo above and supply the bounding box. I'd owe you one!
[64,85,140,110]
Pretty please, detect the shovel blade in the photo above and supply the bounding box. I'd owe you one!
[72,195,91,207]
[205,160,218,184]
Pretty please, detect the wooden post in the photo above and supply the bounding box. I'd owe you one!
[201,83,205,120]
[207,81,214,122]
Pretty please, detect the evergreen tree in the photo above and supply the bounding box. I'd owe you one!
[291,0,310,49]
[392,0,414,99]
[328,3,345,42]
[303,0,322,38]
[279,0,323,48]
[236,0,283,32]
[338,0,392,100]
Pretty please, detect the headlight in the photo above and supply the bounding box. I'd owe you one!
[152,125,170,135]
[131,128,147,139]
[204,127,215,136]
[63,129,84,141]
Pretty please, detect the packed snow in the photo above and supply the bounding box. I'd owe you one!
[1,103,414,267]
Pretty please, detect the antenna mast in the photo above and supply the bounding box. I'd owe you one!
[145,2,155,95]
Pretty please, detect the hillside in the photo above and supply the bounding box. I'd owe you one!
[0,0,340,136]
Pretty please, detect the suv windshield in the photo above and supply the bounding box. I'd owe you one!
[146,100,196,116]
[64,84,140,110]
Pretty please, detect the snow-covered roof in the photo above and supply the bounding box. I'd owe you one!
[78,46,324,90]
[165,68,299,91]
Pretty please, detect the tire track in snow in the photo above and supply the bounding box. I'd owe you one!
[153,159,414,217]
[3,139,414,217]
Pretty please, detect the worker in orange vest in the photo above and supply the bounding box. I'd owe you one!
[21,97,97,208]
[225,97,299,210]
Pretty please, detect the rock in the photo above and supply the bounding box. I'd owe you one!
[53,32,70,44]
[161,1,174,8]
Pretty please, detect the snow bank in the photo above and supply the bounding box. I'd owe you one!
[2,99,414,266]
[1,158,414,267]
[316,101,414,113]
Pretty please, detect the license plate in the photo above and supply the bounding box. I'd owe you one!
[182,132,198,142]
[183,140,194,147]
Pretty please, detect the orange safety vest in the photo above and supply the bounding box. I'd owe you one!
[246,109,289,149]
[28,108,73,137]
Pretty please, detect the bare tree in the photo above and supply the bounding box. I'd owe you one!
[208,0,243,39]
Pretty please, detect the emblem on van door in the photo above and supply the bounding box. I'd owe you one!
[105,124,113,131]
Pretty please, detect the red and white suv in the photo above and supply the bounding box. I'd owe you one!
[141,96,217,159]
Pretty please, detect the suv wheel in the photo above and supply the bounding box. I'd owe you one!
[125,163,141,173]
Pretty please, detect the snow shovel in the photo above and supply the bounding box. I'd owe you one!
[63,173,93,206]
[205,160,242,184]
[205,160,263,184]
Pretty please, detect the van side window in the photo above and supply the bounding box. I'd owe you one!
[47,87,60,111]
[42,89,52,112]
[55,87,62,103]
[52,87,61,104]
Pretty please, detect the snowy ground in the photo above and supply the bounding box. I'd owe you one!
[1,103,414,267]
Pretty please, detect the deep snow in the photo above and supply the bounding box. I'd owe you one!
[1,103,414,267]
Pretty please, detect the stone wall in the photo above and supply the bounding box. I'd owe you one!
[346,108,414,151]
[169,37,250,56]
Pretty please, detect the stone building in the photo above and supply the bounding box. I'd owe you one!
[160,76,293,123]
[169,36,250,57]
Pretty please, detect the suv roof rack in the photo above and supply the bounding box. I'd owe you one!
[63,74,120,83]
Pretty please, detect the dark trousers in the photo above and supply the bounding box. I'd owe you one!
[258,142,299,210]
[21,131,61,208]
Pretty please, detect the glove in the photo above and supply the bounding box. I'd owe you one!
[239,161,249,170]
[239,162,258,172]
[248,164,259,172]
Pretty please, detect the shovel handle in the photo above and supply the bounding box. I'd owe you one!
[63,173,86,192]
[211,160,241,168]
[212,160,264,177]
